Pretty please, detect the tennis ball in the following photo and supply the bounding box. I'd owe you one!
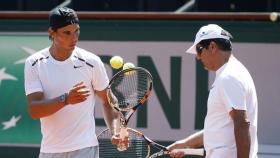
[270,12,278,22]
[123,62,135,75]
[123,62,135,70]
[110,56,123,69]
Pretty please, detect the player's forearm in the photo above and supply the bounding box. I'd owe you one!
[183,130,204,148]
[28,95,66,119]
[175,130,204,148]
[102,103,120,135]
[167,130,204,152]
[234,123,251,158]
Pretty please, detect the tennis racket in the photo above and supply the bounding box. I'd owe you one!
[98,128,205,158]
[149,148,205,158]
[107,67,153,151]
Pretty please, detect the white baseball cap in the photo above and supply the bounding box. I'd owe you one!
[186,24,233,54]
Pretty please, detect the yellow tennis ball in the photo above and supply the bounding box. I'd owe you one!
[270,12,278,22]
[123,62,135,70]
[110,56,123,69]
[123,62,135,75]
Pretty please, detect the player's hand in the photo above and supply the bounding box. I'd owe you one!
[168,150,185,158]
[111,134,121,145]
[167,141,188,158]
[111,134,129,144]
[66,81,90,105]
[111,134,129,150]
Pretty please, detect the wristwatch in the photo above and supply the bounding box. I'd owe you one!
[59,93,68,105]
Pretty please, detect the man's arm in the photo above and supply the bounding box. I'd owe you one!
[26,92,66,119]
[229,108,251,158]
[95,88,120,136]
[167,130,204,149]
[26,82,90,119]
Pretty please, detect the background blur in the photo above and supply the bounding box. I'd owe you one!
[0,0,280,12]
[0,0,280,158]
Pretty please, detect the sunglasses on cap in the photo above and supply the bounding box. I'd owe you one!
[196,39,212,55]
[196,45,206,55]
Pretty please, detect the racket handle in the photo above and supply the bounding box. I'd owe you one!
[117,128,129,151]
[173,148,205,156]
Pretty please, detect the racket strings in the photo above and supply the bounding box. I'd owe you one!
[111,69,152,110]
[98,129,149,158]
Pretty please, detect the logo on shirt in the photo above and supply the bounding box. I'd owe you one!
[74,65,83,69]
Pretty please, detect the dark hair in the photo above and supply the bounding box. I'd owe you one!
[199,38,232,52]
[49,7,79,29]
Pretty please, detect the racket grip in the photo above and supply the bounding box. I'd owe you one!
[117,128,129,151]
[173,148,205,156]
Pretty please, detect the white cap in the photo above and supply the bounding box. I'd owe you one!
[186,24,233,54]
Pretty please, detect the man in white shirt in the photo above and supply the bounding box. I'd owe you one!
[24,7,120,158]
[167,24,258,158]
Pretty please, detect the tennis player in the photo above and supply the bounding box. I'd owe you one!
[167,24,258,158]
[24,7,120,158]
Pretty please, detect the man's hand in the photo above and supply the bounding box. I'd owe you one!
[111,133,129,151]
[167,130,204,158]
[66,81,90,105]
[167,140,188,158]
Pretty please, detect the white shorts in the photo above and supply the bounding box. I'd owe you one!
[39,146,99,158]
